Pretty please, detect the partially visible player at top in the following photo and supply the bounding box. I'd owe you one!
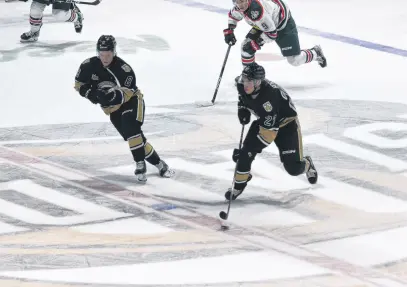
[223,0,327,68]
[19,0,84,43]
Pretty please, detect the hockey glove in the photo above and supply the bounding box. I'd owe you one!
[242,38,262,55]
[238,106,251,125]
[97,88,125,107]
[232,148,240,163]
[79,84,98,104]
[223,25,237,46]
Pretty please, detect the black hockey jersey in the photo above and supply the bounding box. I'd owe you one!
[74,56,139,115]
[236,76,297,147]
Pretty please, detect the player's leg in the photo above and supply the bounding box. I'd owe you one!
[20,0,48,43]
[52,2,83,33]
[274,118,318,184]
[121,96,173,182]
[276,15,327,68]
[225,120,259,200]
[240,27,265,66]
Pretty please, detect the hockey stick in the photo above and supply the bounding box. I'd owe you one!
[54,0,102,5]
[13,0,102,4]
[219,124,245,228]
[196,44,232,107]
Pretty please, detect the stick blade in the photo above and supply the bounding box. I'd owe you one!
[195,100,214,108]
[219,211,228,220]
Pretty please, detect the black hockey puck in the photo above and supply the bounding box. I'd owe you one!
[219,211,228,220]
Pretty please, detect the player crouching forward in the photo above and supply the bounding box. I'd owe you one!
[74,35,174,183]
[226,63,318,200]
[224,0,327,68]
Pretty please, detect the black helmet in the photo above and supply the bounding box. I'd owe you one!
[97,35,117,54]
[242,63,265,80]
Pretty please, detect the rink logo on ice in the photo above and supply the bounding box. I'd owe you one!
[0,36,170,63]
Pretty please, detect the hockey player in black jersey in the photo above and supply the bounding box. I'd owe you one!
[226,62,318,200]
[74,35,173,183]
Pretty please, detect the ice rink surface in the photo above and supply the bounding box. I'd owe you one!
[1,0,407,286]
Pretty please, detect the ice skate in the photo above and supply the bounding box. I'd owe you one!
[134,161,147,183]
[313,45,327,68]
[20,30,40,43]
[155,160,174,178]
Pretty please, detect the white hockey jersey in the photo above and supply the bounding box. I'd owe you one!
[228,0,290,40]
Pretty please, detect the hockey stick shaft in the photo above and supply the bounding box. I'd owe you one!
[224,124,245,218]
[53,0,101,5]
[211,44,232,104]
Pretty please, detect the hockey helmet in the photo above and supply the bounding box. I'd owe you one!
[241,63,265,94]
[97,35,117,55]
[242,62,266,80]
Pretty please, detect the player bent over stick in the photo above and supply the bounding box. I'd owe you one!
[226,63,318,200]
[74,35,174,183]
[224,0,327,68]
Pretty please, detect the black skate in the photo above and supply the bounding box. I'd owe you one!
[224,173,252,200]
[20,30,40,43]
[304,156,318,184]
[134,161,147,183]
[155,160,174,178]
[72,4,84,33]
[313,45,327,68]
[225,188,244,201]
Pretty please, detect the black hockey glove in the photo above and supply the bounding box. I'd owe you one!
[238,105,251,125]
[79,84,98,104]
[223,25,237,46]
[232,148,240,163]
[96,88,123,107]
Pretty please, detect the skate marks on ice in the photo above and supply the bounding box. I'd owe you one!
[1,100,407,285]
[0,36,169,63]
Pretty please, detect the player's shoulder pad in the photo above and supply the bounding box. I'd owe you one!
[79,57,99,73]
[247,0,264,21]
[115,57,134,73]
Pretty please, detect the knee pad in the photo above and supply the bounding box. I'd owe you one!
[52,9,71,22]
[30,1,46,18]
[286,55,302,67]
[283,160,306,176]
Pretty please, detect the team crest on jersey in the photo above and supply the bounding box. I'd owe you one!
[98,81,117,90]
[263,101,272,112]
[251,10,259,20]
[121,64,132,73]
[91,74,99,81]
[248,0,263,21]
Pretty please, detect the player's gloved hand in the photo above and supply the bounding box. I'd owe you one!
[223,26,237,46]
[232,148,240,163]
[242,38,262,55]
[97,88,124,107]
[238,106,251,125]
[95,89,112,107]
[79,84,98,104]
